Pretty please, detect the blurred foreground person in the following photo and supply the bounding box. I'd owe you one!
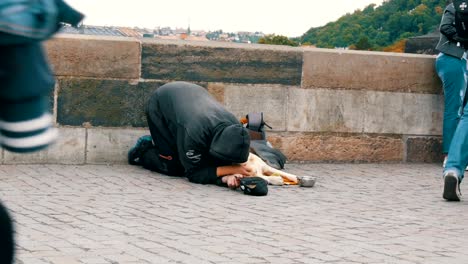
[0,0,84,261]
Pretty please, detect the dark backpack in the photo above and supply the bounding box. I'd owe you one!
[454,0,468,38]
[243,112,287,170]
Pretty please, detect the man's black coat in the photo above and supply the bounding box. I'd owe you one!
[146,82,250,184]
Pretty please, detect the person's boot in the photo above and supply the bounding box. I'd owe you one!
[128,135,153,165]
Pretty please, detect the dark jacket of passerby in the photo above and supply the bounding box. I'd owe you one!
[436,3,468,58]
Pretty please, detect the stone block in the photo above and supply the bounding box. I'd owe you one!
[207,83,225,104]
[141,40,302,85]
[45,35,141,79]
[3,128,86,164]
[364,91,404,134]
[406,137,443,163]
[224,84,288,131]
[364,91,444,135]
[86,128,150,164]
[269,132,404,162]
[287,88,365,133]
[302,49,441,93]
[401,94,443,136]
[57,78,162,127]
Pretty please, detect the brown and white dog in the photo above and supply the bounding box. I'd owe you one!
[241,152,298,186]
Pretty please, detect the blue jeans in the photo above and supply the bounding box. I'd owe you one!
[445,104,468,179]
[435,53,468,154]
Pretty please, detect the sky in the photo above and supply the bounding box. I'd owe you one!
[66,0,385,37]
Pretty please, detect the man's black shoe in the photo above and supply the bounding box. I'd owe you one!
[128,135,153,165]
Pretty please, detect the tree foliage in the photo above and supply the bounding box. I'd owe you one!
[258,34,299,46]
[299,0,449,50]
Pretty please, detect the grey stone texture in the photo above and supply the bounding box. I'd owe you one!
[3,128,86,164]
[224,84,289,131]
[86,128,150,164]
[406,136,444,163]
[141,39,303,85]
[57,78,162,127]
[288,88,443,135]
[45,35,141,79]
[38,36,447,163]
[288,88,366,133]
[0,128,442,163]
[302,48,442,93]
[268,132,404,162]
[2,163,467,264]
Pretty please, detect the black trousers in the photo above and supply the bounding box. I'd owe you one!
[141,110,185,176]
[0,43,56,152]
[0,201,14,263]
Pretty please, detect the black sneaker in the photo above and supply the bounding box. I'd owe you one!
[443,170,461,202]
[128,135,153,165]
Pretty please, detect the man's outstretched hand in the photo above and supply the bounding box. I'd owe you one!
[222,174,243,189]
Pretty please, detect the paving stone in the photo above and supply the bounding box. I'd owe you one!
[0,163,467,263]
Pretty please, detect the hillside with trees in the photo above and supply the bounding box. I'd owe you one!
[298,0,449,51]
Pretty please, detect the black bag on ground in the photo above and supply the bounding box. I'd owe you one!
[239,177,268,196]
[244,112,287,169]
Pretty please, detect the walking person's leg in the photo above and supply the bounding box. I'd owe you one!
[436,54,468,164]
[443,97,468,201]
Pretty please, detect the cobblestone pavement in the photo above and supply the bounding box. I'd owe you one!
[0,163,467,264]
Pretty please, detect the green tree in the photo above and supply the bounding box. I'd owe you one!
[258,34,299,47]
[354,36,373,50]
[299,0,448,50]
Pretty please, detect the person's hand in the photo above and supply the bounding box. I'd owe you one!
[222,174,243,189]
[241,163,257,176]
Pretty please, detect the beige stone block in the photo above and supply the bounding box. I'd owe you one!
[363,91,443,135]
[87,128,150,164]
[401,93,443,136]
[302,49,441,93]
[224,84,288,131]
[287,88,365,133]
[364,91,404,134]
[45,34,141,79]
[4,128,86,164]
[269,133,404,162]
[207,83,225,104]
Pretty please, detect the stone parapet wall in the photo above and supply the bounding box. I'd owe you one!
[0,35,444,165]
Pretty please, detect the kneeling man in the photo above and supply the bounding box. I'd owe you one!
[129,82,255,188]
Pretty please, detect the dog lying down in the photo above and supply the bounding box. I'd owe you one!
[241,152,299,186]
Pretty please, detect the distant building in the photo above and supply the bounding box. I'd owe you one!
[60,25,125,37]
[158,27,173,36]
